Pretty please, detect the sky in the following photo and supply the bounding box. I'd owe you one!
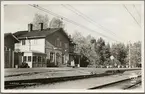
[3,1,143,44]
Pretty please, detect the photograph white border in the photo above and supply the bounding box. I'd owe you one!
[1,1,144,93]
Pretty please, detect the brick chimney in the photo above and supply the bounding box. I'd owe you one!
[68,35,71,38]
[28,23,33,32]
[39,23,43,31]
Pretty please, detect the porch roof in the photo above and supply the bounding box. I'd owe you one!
[23,50,46,55]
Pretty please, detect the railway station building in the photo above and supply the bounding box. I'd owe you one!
[12,23,79,68]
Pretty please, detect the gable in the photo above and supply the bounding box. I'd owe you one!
[4,33,19,43]
[46,28,70,42]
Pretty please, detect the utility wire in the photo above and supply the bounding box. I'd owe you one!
[64,4,124,40]
[123,4,141,27]
[63,4,123,39]
[133,4,141,20]
[133,4,141,17]
[28,4,120,42]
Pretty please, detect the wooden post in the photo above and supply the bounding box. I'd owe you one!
[8,48,11,68]
[12,51,14,68]
[54,51,56,65]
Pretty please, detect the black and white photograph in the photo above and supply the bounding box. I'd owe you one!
[1,1,144,93]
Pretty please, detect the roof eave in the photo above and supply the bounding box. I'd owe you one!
[12,34,20,42]
[18,36,46,40]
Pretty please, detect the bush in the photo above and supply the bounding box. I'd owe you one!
[19,62,30,68]
[47,62,58,67]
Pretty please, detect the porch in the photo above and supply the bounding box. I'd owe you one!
[22,51,47,68]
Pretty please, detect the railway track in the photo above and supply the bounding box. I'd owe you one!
[88,75,141,90]
[4,74,110,89]
[123,80,141,90]
[5,70,141,89]
[5,83,39,89]
[4,70,123,89]
[5,75,141,89]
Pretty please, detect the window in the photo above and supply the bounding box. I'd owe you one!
[56,38,60,47]
[22,40,25,45]
[28,56,31,62]
[62,54,65,64]
[42,57,45,62]
[50,52,54,62]
[23,56,27,62]
[33,56,37,62]
[38,56,41,62]
[60,41,62,47]
[34,40,37,45]
[57,38,60,47]
[64,43,68,48]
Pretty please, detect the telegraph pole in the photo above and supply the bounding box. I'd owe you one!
[129,41,131,68]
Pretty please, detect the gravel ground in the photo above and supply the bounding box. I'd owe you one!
[5,68,141,81]
[12,70,141,89]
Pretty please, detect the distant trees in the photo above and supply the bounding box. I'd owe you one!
[111,43,128,66]
[72,32,98,67]
[72,32,112,67]
[49,17,64,28]
[72,31,141,68]
[95,38,107,66]
[32,13,64,30]
[103,43,111,67]
[93,38,111,67]
[129,41,141,67]
[110,41,141,68]
[32,13,49,30]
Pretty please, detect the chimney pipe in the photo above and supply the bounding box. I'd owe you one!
[39,23,43,31]
[28,24,33,32]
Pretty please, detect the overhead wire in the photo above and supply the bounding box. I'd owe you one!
[133,4,141,18]
[65,4,123,40]
[133,4,141,24]
[28,4,121,42]
[123,4,141,27]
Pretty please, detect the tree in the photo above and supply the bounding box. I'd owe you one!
[129,41,141,67]
[111,43,128,66]
[95,37,106,66]
[103,43,111,66]
[95,37,105,54]
[72,32,98,67]
[49,17,64,28]
[90,37,112,67]
[32,13,49,30]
